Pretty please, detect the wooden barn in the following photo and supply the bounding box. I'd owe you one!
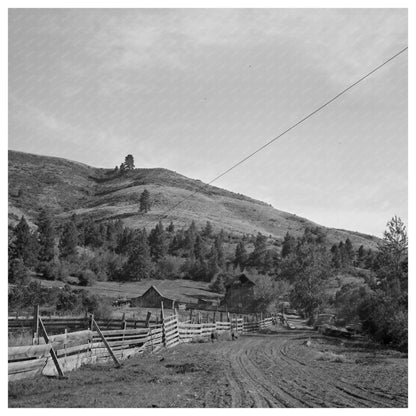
[130,285,185,309]
[221,274,256,312]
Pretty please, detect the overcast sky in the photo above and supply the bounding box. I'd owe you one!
[9,9,407,237]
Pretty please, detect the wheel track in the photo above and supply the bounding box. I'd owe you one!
[278,335,396,407]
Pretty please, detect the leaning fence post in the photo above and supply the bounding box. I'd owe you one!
[38,316,65,378]
[92,318,121,368]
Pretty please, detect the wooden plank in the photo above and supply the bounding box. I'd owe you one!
[8,357,48,374]
[9,365,46,382]
[8,344,57,361]
[92,319,121,368]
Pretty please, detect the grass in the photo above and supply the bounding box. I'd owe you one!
[316,351,347,363]
[9,149,379,248]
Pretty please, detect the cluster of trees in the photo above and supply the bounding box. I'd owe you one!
[8,281,112,318]
[115,154,135,175]
[335,216,408,351]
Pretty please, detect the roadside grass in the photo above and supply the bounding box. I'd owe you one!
[316,351,347,363]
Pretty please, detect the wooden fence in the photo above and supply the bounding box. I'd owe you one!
[8,309,275,382]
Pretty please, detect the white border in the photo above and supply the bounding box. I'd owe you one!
[2,2,412,415]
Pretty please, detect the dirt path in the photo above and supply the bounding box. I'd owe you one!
[9,327,407,408]
[208,330,407,407]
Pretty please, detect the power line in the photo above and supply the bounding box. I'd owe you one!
[144,46,408,228]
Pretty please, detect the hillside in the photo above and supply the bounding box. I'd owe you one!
[8,150,380,249]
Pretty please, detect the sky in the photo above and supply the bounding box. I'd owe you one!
[8,8,408,237]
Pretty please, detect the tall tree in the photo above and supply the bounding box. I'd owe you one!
[344,238,354,266]
[281,232,296,258]
[139,189,151,213]
[124,154,135,170]
[377,216,408,296]
[288,243,331,317]
[234,240,248,269]
[37,208,56,262]
[13,216,39,267]
[202,221,213,237]
[249,232,267,269]
[330,244,341,269]
[59,219,78,258]
[122,230,152,281]
[148,221,168,261]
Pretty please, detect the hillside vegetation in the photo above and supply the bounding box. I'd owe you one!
[9,150,379,249]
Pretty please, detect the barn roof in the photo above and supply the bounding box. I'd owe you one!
[141,285,173,300]
[226,273,256,288]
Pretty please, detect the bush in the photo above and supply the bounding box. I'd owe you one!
[37,259,69,281]
[154,256,183,279]
[78,269,97,286]
[9,258,30,285]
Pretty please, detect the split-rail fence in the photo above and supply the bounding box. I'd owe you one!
[8,305,275,382]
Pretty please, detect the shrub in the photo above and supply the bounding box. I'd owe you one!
[37,259,69,281]
[78,269,97,286]
[9,258,30,285]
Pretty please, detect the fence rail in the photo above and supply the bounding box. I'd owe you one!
[8,308,276,382]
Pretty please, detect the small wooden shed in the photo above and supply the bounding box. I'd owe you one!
[130,285,183,309]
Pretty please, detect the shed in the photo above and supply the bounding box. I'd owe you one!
[221,273,256,312]
[130,285,184,309]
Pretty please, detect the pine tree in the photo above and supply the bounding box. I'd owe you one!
[59,219,78,258]
[148,221,167,261]
[139,189,151,213]
[207,245,220,279]
[203,221,213,237]
[194,234,204,259]
[167,221,175,233]
[357,245,365,267]
[330,244,341,269]
[282,232,296,258]
[122,231,152,281]
[234,240,247,269]
[13,216,39,267]
[210,274,226,293]
[37,208,56,262]
[250,232,267,269]
[214,233,225,267]
[344,238,354,266]
[124,154,135,170]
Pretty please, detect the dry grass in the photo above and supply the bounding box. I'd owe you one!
[8,330,33,347]
[316,351,347,363]
[9,150,379,249]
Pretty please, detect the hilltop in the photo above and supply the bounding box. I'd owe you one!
[8,150,379,249]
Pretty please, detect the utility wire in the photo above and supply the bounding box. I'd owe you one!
[143,46,408,228]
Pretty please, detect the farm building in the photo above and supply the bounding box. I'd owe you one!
[221,273,256,312]
[130,285,186,309]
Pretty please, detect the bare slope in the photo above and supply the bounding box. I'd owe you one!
[8,150,379,248]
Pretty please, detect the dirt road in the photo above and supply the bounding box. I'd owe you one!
[206,330,407,407]
[9,327,407,408]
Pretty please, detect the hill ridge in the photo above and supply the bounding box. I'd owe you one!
[8,150,379,249]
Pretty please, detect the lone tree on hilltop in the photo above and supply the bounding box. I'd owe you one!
[124,154,135,170]
[139,189,151,213]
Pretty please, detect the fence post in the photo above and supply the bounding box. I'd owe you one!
[32,305,39,345]
[145,311,152,328]
[161,301,166,347]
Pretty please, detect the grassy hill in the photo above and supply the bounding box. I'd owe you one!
[8,150,380,249]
